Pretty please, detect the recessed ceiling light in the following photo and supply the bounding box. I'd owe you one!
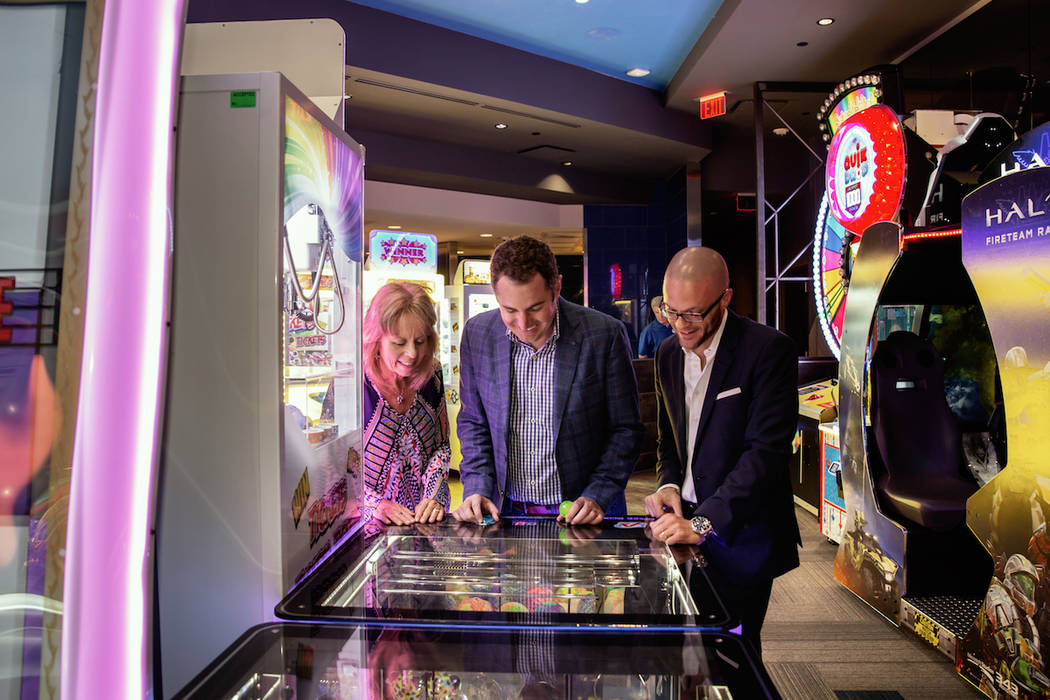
[626,67,651,78]
[480,233,494,238]
[387,225,402,230]
[561,160,573,167]
[456,250,465,254]
[576,0,589,3]
[494,122,508,129]
[817,17,834,26]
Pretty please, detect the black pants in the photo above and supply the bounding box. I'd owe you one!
[702,564,774,660]
[680,500,774,658]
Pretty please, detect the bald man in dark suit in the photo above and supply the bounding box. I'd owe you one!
[645,246,800,658]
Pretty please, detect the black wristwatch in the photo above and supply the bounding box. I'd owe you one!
[690,515,714,538]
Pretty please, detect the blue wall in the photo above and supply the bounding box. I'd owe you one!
[584,168,688,353]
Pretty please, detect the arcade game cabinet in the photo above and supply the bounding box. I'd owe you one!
[829,81,1050,700]
[158,72,365,696]
[804,69,915,538]
[955,140,1050,698]
[444,259,497,471]
[174,517,780,698]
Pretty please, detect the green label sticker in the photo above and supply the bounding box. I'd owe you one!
[230,90,256,108]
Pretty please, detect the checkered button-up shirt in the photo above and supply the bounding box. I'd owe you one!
[506,313,562,505]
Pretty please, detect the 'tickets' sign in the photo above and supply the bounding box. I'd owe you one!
[825,104,907,236]
[369,230,438,274]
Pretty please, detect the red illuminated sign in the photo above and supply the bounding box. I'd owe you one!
[825,104,906,237]
[699,92,727,120]
[0,277,13,344]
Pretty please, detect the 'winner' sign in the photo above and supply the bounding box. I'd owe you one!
[368,230,438,275]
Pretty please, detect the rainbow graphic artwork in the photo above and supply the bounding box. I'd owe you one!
[283,96,363,263]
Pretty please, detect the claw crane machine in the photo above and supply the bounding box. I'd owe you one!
[156,72,365,696]
[445,259,498,469]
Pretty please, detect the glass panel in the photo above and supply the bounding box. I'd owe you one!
[279,90,365,589]
[174,623,778,700]
[0,3,85,697]
[279,518,728,629]
[282,93,363,452]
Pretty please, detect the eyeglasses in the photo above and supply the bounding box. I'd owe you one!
[660,289,727,325]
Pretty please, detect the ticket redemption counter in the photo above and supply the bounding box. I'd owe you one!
[175,518,781,699]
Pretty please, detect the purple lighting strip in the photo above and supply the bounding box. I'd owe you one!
[61,0,186,696]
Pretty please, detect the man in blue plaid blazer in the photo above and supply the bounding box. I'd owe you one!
[452,236,642,525]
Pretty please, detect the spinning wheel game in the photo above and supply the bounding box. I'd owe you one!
[813,194,857,358]
[813,75,906,357]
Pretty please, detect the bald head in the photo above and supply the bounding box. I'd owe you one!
[665,246,729,289]
[662,247,733,355]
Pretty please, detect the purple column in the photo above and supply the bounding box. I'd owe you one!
[61,0,186,696]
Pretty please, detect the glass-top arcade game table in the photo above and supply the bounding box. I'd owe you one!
[173,518,780,698]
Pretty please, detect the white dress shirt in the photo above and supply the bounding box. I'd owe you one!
[661,309,729,504]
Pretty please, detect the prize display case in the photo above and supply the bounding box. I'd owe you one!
[278,518,730,630]
[173,622,780,699]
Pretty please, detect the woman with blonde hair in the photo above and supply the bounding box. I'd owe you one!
[362,282,450,524]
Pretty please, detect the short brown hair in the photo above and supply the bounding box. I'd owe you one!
[490,235,559,290]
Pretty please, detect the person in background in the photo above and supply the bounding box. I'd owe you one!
[644,246,800,658]
[362,282,450,525]
[638,294,674,358]
[453,235,642,525]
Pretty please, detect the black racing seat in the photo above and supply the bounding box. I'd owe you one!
[870,331,977,531]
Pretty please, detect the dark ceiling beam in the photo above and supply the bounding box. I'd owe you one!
[353,127,656,205]
[187,0,711,150]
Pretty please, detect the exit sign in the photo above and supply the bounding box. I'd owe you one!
[699,92,727,120]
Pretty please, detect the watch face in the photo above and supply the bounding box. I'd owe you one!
[691,516,711,535]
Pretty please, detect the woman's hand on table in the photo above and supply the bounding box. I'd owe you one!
[374,499,415,525]
[414,498,446,523]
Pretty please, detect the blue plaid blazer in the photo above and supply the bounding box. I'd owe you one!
[457,298,643,512]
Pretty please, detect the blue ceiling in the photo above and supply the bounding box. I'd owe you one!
[347,0,723,90]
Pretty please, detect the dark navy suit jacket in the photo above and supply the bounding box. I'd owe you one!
[458,298,643,512]
[655,310,801,584]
